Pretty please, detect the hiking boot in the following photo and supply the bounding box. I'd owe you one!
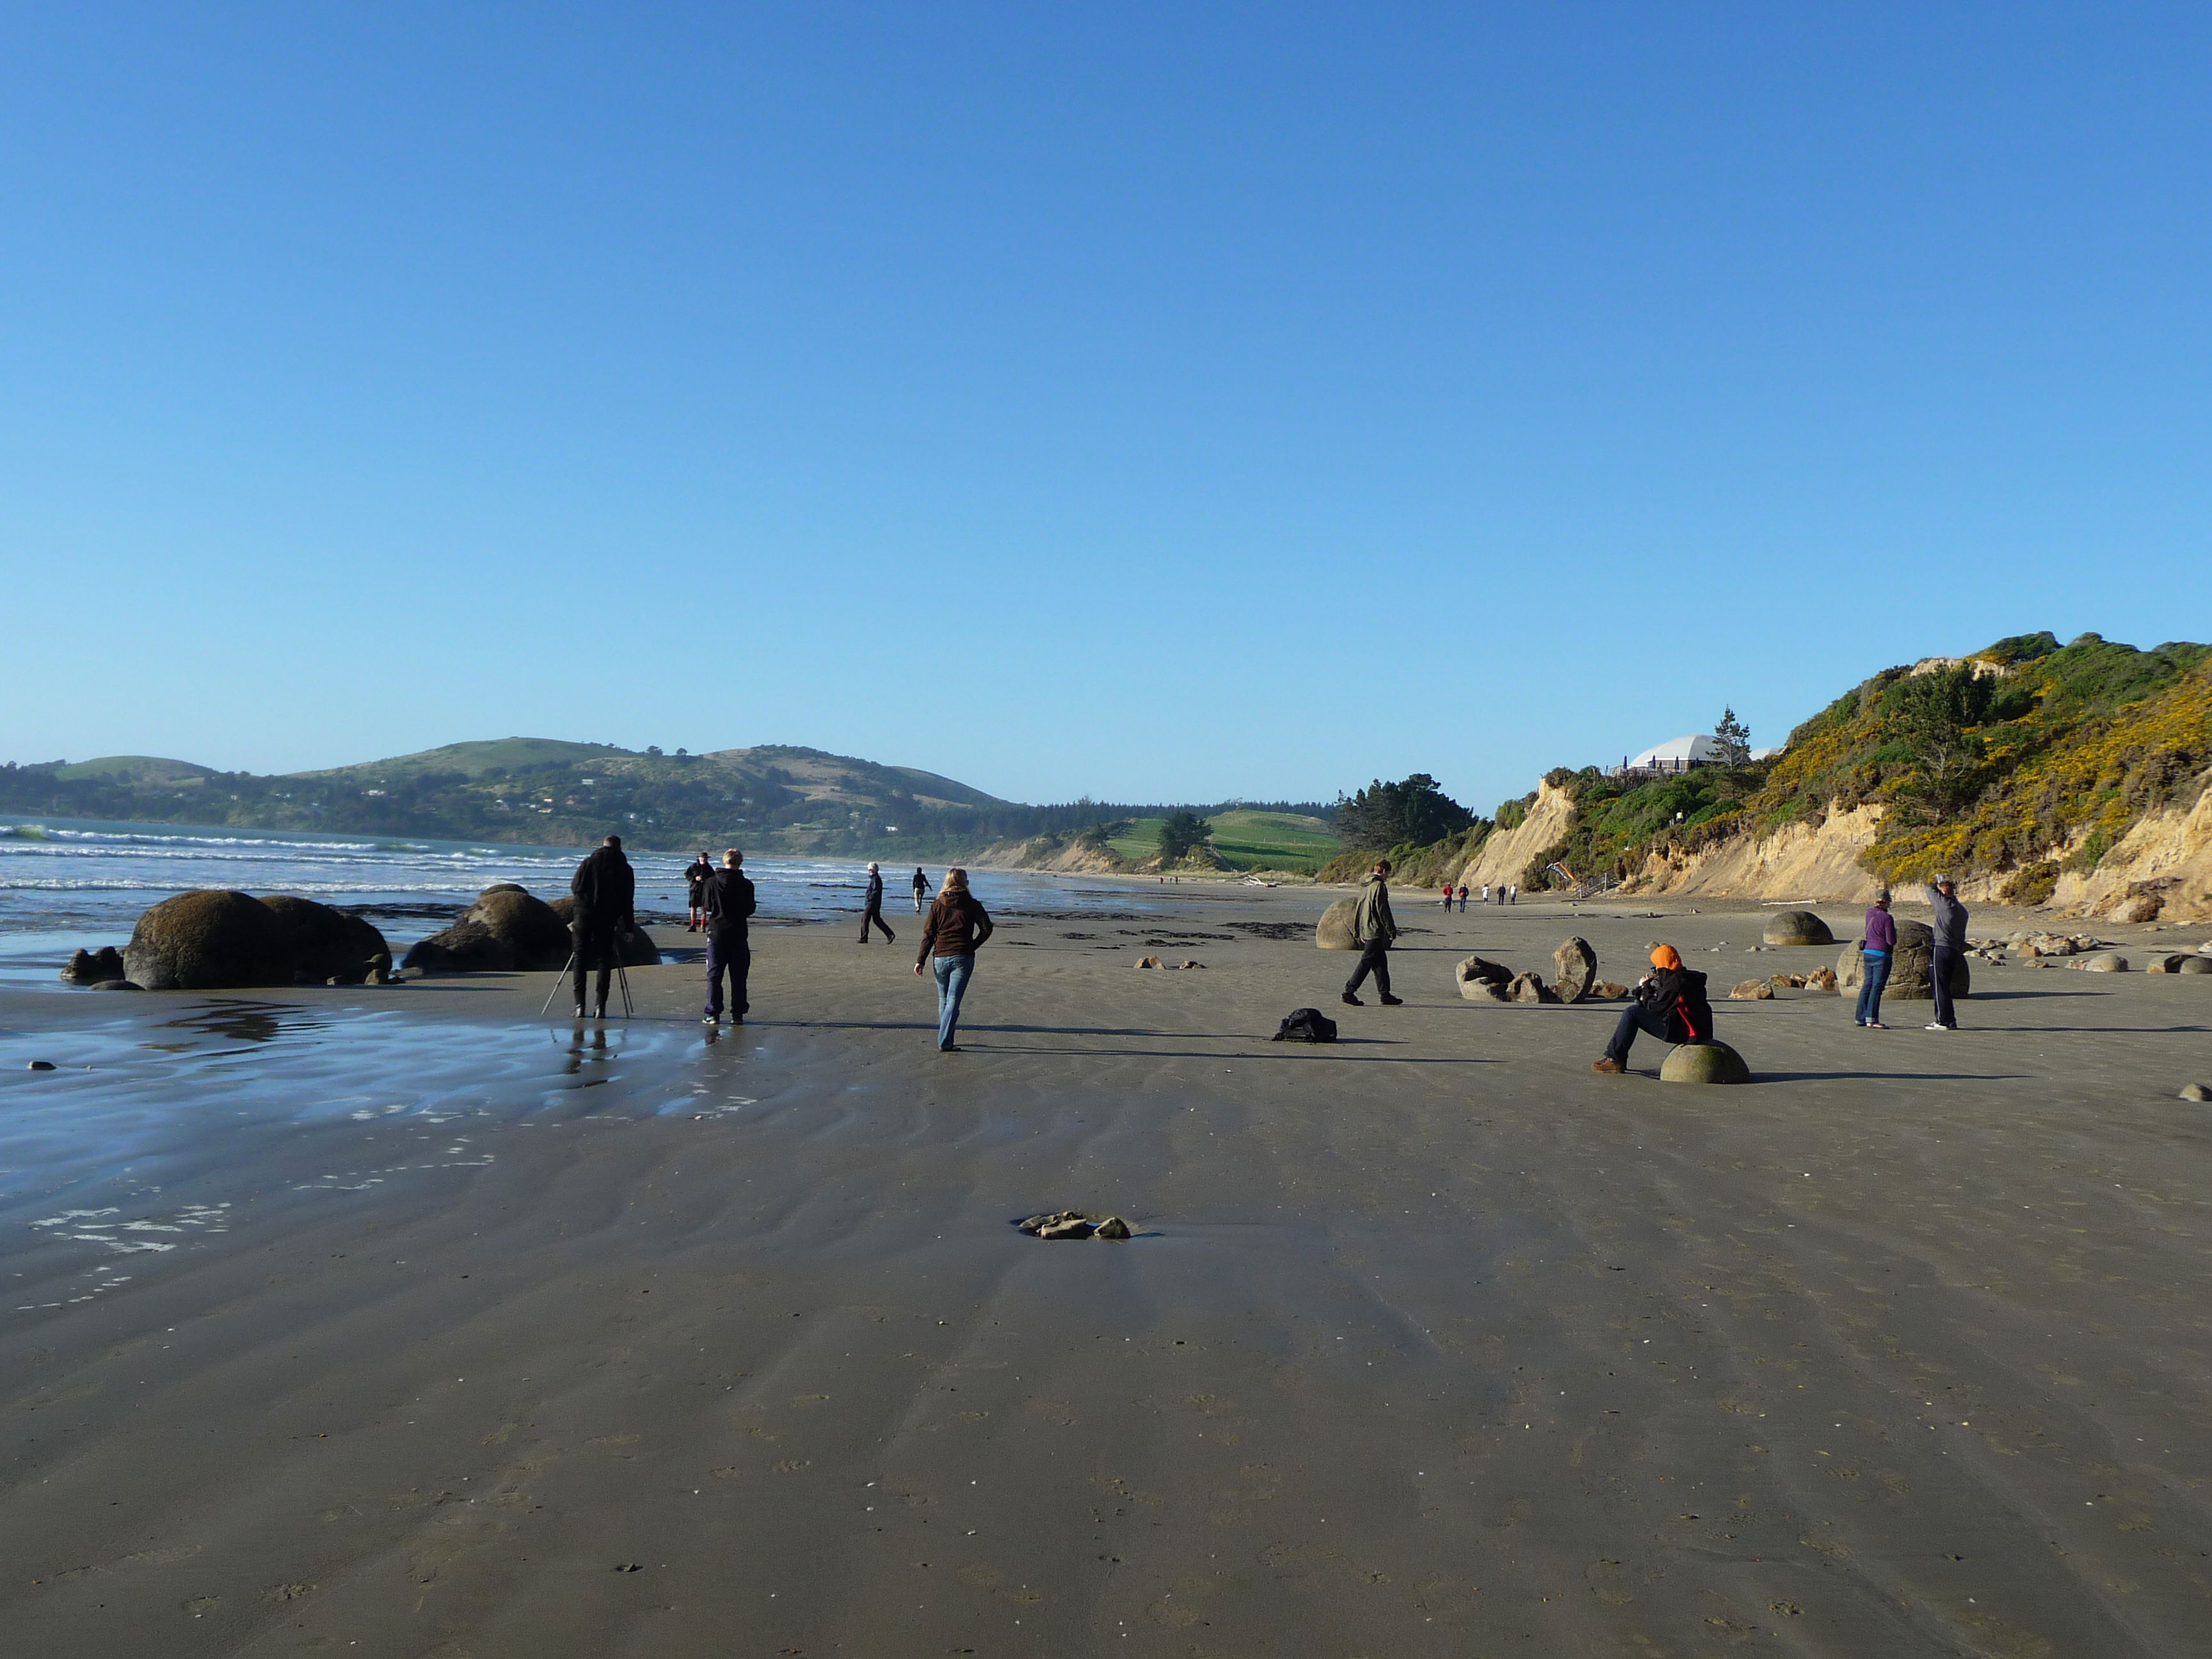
[1379,994,1404,1006]
[1341,992,1363,1006]
[1591,1057,1626,1073]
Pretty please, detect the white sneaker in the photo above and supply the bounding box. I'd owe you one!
[1924,1022,1946,1030]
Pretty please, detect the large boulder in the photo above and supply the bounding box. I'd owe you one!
[2179,957,2212,976]
[1317,899,1359,950]
[403,885,574,974]
[260,895,390,984]
[2075,951,2128,973]
[123,890,294,991]
[1661,1040,1751,1084]
[1455,955,1513,1000]
[2110,893,2163,924]
[1763,910,1835,947]
[547,897,661,966]
[1550,937,1598,1004]
[1843,920,1971,1002]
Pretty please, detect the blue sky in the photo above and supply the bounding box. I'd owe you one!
[4,4,2208,815]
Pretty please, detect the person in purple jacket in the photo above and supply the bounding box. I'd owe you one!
[1855,889,1896,1027]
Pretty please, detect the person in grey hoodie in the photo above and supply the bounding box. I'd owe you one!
[1926,876,1968,1030]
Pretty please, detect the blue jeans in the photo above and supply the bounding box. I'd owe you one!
[1855,950,1891,1024]
[932,953,974,1048]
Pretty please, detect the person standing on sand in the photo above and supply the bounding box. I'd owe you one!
[568,835,636,1020]
[858,861,895,944]
[1479,883,1489,904]
[701,848,755,1026]
[684,853,712,931]
[1342,859,1402,1007]
[1591,944,1714,1071]
[912,867,931,913]
[1855,889,1896,1028]
[914,867,993,1052]
[1441,881,1454,910]
[1457,883,1469,913]
[1926,876,1968,1031]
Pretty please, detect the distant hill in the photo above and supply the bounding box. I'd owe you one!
[0,737,1324,863]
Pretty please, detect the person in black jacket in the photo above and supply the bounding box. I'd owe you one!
[685,853,713,931]
[568,835,636,1020]
[858,861,895,943]
[1591,943,1714,1072]
[702,847,755,1025]
[911,867,931,913]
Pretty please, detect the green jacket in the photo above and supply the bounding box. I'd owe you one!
[1352,874,1397,947]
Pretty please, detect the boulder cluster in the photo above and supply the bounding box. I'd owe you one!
[1015,1212,1133,1240]
[402,885,657,974]
[1455,938,1616,1004]
[67,890,395,991]
[1731,966,1841,1000]
[1135,956,1206,970]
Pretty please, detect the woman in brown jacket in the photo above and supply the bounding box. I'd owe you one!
[912,867,993,1052]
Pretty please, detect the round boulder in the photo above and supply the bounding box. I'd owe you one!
[260,895,390,984]
[1661,1040,1752,1085]
[1763,910,1835,947]
[123,890,294,991]
[1551,937,1598,1004]
[2077,951,2128,972]
[403,885,573,974]
[1316,899,1359,950]
[2177,957,2212,975]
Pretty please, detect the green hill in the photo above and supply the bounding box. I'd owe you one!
[52,755,214,784]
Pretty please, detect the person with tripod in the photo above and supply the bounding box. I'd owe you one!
[859,861,895,944]
[703,847,755,1026]
[568,835,636,1020]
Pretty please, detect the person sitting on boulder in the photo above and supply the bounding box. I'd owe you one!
[569,835,636,1020]
[1591,944,1713,1073]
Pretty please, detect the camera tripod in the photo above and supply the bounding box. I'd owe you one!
[540,934,636,1019]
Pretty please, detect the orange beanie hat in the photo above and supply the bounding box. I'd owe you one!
[1649,943,1682,971]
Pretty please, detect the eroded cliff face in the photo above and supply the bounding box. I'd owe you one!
[1452,782,1578,890]
[1622,803,1889,902]
[2051,777,2212,921]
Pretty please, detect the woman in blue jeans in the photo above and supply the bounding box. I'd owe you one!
[1855,889,1896,1027]
[913,867,994,1052]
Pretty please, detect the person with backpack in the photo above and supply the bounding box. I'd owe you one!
[1342,859,1402,1007]
[701,847,755,1026]
[913,868,993,1051]
[1591,944,1714,1072]
[1457,883,1469,912]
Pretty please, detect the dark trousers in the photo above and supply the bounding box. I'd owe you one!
[1603,1003,1678,1064]
[571,923,615,1011]
[1931,947,1960,1027]
[705,932,749,1020]
[1345,940,1392,997]
[859,902,895,943]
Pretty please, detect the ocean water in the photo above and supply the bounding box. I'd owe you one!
[0,815,1173,987]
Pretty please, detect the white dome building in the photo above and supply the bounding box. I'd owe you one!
[1626,734,1725,771]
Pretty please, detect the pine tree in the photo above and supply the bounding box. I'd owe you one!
[1713,709,1752,768]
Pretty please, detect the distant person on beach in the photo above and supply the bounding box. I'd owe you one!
[911,867,931,913]
[701,847,755,1026]
[1591,945,1713,1072]
[1342,859,1402,1007]
[859,861,895,944]
[568,835,636,1020]
[1479,884,1489,904]
[1509,884,1518,904]
[914,867,993,1052]
[1441,881,1454,909]
[1926,876,1968,1031]
[1457,883,1468,912]
[1855,888,1896,1028]
[685,853,712,931]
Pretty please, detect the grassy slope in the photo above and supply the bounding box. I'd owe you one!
[1205,810,1340,873]
[53,756,214,782]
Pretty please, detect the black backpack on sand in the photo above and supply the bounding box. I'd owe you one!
[1271,1007,1338,1043]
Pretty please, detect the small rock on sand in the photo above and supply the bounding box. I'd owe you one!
[2180,1084,2210,1102]
[2076,952,2128,972]
[1135,956,1164,969]
[27,1060,58,1071]
[1729,980,1774,1000]
[1094,1216,1132,1240]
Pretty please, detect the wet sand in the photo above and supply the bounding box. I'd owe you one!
[3,887,2210,1656]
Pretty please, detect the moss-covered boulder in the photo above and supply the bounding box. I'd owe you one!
[1763,910,1835,947]
[123,890,294,991]
[1661,1040,1751,1084]
[1316,899,1359,950]
[403,885,573,974]
[260,895,390,984]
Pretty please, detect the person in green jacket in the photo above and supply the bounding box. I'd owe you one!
[1342,859,1403,1006]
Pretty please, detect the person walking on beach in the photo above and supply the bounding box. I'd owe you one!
[858,861,895,944]
[568,835,636,1020]
[914,867,993,1052]
[684,853,712,931]
[911,867,931,913]
[1926,875,1968,1030]
[1457,883,1469,913]
[1591,945,1714,1071]
[1342,859,1402,1007]
[701,847,755,1026]
[1441,880,1454,910]
[1855,889,1896,1028]
[1479,883,1489,904]
[1509,883,1518,904]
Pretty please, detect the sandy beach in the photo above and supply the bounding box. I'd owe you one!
[3,883,2210,1656]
